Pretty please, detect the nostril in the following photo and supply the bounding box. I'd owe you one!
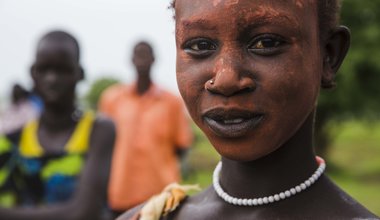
[241,87,254,94]
[205,73,256,96]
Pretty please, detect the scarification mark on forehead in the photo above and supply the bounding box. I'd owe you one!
[213,0,222,6]
[238,5,299,28]
[212,0,240,7]
[293,0,315,8]
[294,0,305,8]
[225,0,240,6]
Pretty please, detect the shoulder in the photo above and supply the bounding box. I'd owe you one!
[93,114,115,130]
[170,182,380,220]
[89,115,116,151]
[156,87,180,100]
[157,88,184,108]
[92,115,116,137]
[166,186,223,220]
[116,203,145,220]
[100,83,129,102]
[313,177,379,219]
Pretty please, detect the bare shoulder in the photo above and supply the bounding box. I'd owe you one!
[93,115,115,131]
[315,177,379,219]
[89,115,115,151]
[170,181,379,220]
[116,204,145,220]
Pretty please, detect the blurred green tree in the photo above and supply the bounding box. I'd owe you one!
[315,0,380,158]
[85,77,119,110]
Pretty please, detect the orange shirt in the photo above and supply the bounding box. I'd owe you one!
[99,83,192,210]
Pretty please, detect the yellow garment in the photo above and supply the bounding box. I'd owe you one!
[19,111,95,157]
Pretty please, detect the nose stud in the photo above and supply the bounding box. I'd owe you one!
[205,79,215,91]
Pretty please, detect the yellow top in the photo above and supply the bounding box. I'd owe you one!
[19,111,95,157]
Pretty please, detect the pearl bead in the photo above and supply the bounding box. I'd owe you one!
[232,198,238,204]
[263,197,269,204]
[274,195,280,201]
[285,190,291,197]
[258,198,263,205]
[243,199,248,206]
[300,183,307,190]
[268,196,274,203]
[248,199,257,206]
[290,188,296,195]
[279,193,286,199]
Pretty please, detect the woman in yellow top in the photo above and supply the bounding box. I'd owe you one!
[0,30,115,220]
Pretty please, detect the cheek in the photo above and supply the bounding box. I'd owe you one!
[176,61,203,123]
[265,49,320,107]
[263,54,320,139]
[176,54,215,114]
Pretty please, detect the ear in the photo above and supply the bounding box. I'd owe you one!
[76,65,85,81]
[321,26,351,89]
[30,64,37,82]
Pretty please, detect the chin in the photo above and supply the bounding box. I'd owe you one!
[207,134,279,162]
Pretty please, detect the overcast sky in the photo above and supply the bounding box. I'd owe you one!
[0,0,177,103]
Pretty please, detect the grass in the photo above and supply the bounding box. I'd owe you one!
[182,120,380,216]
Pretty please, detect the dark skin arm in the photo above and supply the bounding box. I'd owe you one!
[0,117,115,220]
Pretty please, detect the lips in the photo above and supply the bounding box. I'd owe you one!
[203,108,264,138]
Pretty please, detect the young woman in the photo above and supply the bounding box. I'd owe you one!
[119,0,378,219]
[0,31,115,220]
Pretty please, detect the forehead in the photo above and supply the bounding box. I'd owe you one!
[175,0,317,29]
[37,38,78,61]
[134,44,152,54]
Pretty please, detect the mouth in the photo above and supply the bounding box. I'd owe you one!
[203,108,264,138]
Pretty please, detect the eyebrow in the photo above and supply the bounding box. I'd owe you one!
[178,13,299,32]
[237,14,300,31]
[179,19,218,31]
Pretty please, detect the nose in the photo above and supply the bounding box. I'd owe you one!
[206,55,256,97]
[45,69,59,83]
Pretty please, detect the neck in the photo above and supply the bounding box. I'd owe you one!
[219,113,318,198]
[39,102,77,131]
[136,74,151,95]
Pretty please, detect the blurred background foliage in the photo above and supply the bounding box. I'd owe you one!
[316,0,380,158]
[85,77,119,110]
[85,0,380,215]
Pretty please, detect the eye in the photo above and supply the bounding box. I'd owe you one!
[248,34,286,56]
[183,38,217,57]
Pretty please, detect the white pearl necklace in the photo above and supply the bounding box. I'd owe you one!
[213,158,326,206]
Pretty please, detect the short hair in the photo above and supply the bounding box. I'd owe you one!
[169,0,342,40]
[38,30,81,61]
[318,0,341,39]
[134,41,154,56]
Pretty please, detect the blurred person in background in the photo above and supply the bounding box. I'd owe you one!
[0,30,115,220]
[0,84,39,137]
[99,41,193,218]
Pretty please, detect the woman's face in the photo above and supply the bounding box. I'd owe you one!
[175,0,323,161]
[32,39,82,106]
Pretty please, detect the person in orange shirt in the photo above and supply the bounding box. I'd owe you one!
[99,41,193,218]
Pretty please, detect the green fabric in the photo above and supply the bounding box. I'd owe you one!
[0,136,11,154]
[0,169,9,186]
[41,154,84,180]
[0,192,16,207]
